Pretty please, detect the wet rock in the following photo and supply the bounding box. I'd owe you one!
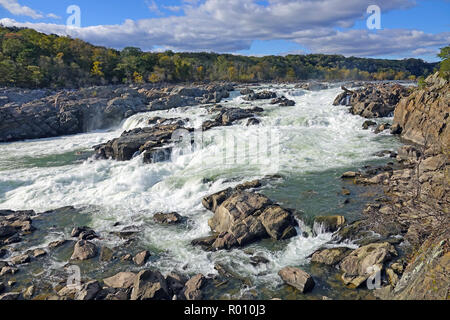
[340,242,397,288]
[103,272,136,289]
[153,212,183,225]
[183,274,206,300]
[311,247,350,266]
[191,235,217,249]
[31,248,47,258]
[250,256,270,266]
[278,267,315,293]
[133,250,150,266]
[10,253,31,265]
[271,96,295,106]
[131,270,170,300]
[0,248,8,258]
[374,123,391,134]
[246,118,261,126]
[100,246,114,262]
[362,120,377,130]
[48,239,68,249]
[70,240,98,261]
[313,215,345,233]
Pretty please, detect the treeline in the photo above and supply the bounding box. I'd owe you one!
[0,25,439,88]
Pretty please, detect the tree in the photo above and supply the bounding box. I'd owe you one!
[91,61,104,77]
[438,46,450,80]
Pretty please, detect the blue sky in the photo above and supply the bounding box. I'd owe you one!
[0,0,449,61]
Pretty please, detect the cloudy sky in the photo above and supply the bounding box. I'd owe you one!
[0,0,449,61]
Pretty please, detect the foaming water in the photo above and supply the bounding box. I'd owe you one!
[0,85,400,297]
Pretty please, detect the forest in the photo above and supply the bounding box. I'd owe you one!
[0,25,443,88]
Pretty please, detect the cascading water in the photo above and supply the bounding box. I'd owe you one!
[0,84,401,299]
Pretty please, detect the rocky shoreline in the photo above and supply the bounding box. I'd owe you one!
[0,76,448,300]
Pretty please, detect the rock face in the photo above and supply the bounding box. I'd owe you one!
[202,185,297,250]
[333,84,411,118]
[278,267,315,293]
[340,242,397,288]
[296,82,329,91]
[0,84,234,143]
[393,72,449,152]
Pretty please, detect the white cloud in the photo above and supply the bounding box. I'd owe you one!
[0,0,43,19]
[0,0,447,59]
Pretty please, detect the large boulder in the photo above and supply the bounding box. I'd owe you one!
[278,267,315,293]
[313,215,345,233]
[204,189,297,250]
[70,240,98,261]
[131,270,170,300]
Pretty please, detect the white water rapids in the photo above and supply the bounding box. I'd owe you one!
[0,84,401,297]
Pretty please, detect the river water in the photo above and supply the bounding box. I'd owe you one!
[0,84,401,299]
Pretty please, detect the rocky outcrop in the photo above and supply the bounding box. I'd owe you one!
[94,122,189,162]
[153,212,183,225]
[270,96,295,106]
[296,82,329,91]
[242,90,277,101]
[70,240,98,261]
[0,210,36,247]
[392,72,449,153]
[333,84,411,118]
[0,84,234,143]
[340,242,397,288]
[200,183,297,250]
